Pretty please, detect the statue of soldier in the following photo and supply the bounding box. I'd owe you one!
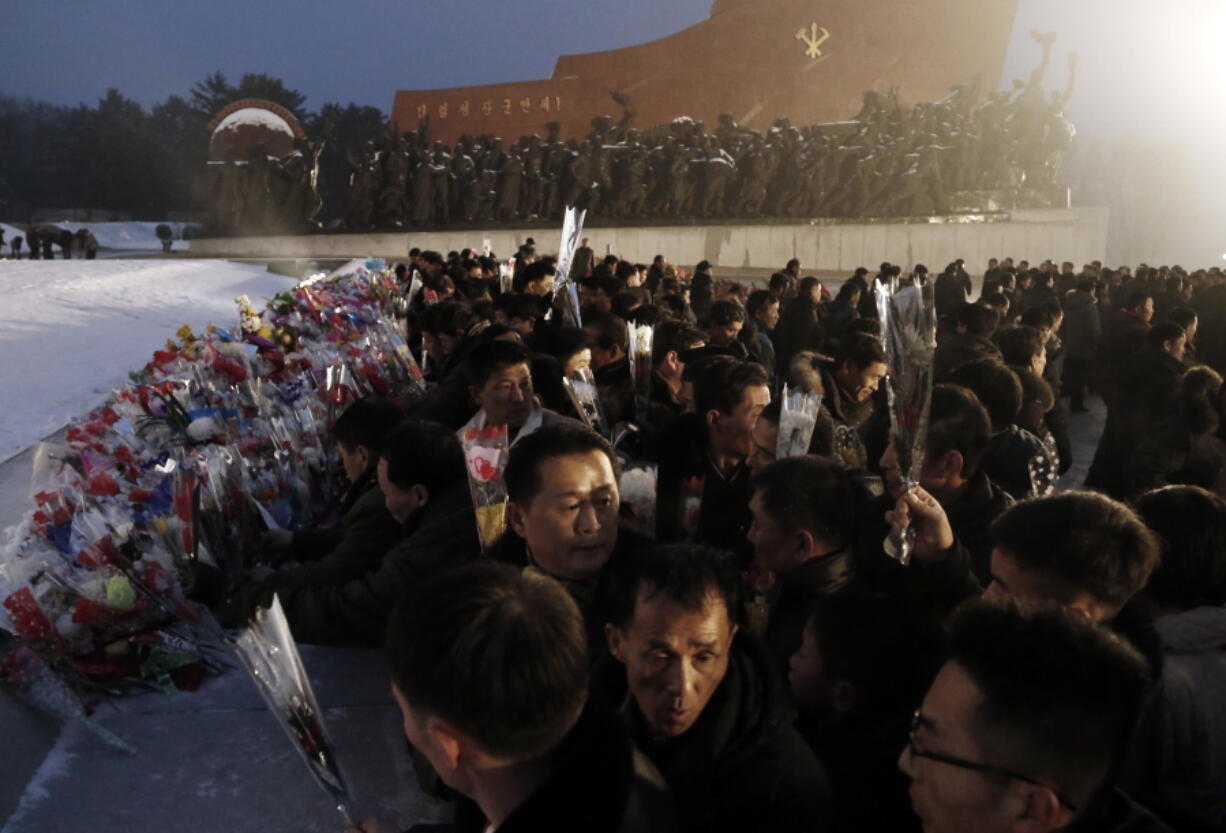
[345,142,379,230]
[588,138,612,215]
[520,135,546,219]
[429,141,453,223]
[407,152,434,226]
[697,137,735,217]
[451,143,479,223]
[613,130,648,218]
[377,134,409,227]
[733,134,769,217]
[560,141,591,210]
[494,151,524,221]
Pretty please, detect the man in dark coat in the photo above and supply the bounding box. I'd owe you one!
[746,456,858,674]
[933,302,1002,380]
[818,334,890,469]
[1062,278,1102,411]
[604,544,832,833]
[373,560,678,833]
[656,358,769,563]
[220,419,480,645]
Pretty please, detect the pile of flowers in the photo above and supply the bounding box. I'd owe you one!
[0,261,422,721]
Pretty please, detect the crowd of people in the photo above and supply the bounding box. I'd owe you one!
[210,242,1226,833]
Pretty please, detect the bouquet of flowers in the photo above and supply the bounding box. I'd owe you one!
[628,324,654,427]
[563,366,608,437]
[619,464,657,539]
[461,425,511,551]
[875,277,937,565]
[232,595,355,825]
[552,206,587,327]
[777,384,820,459]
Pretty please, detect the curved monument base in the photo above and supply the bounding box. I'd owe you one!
[189,207,1108,274]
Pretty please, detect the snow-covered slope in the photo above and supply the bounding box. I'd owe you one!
[0,259,298,462]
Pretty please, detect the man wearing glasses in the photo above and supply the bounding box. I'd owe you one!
[901,599,1172,833]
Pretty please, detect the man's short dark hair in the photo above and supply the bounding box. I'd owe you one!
[380,419,466,494]
[926,385,991,477]
[519,259,555,288]
[752,456,858,545]
[836,332,887,371]
[1167,306,1197,333]
[331,397,405,453]
[652,319,705,366]
[534,325,592,364]
[1134,485,1226,610]
[944,599,1151,811]
[504,423,618,507]
[997,325,1044,366]
[692,358,769,416]
[1125,291,1152,310]
[420,300,476,336]
[605,544,741,630]
[466,340,532,389]
[386,561,588,761]
[745,289,778,320]
[583,311,628,352]
[1020,306,1056,331]
[946,361,1023,431]
[495,292,544,323]
[1146,320,1185,350]
[706,299,746,327]
[955,302,1000,338]
[989,491,1160,610]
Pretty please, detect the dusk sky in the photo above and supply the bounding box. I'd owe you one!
[4,0,1224,259]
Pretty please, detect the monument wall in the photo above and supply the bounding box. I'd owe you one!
[391,0,1019,144]
[190,207,1107,274]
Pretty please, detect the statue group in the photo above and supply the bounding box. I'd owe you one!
[341,34,1075,229]
[205,138,325,236]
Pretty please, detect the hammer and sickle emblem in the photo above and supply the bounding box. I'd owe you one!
[795,23,830,59]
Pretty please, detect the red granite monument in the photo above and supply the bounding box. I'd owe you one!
[392,0,1019,144]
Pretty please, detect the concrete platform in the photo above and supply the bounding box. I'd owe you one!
[189,207,1110,274]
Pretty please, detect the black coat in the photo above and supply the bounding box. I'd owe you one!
[272,473,403,589]
[452,703,679,833]
[238,480,480,645]
[763,548,855,675]
[624,634,833,833]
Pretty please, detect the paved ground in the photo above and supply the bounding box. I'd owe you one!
[1,390,1108,833]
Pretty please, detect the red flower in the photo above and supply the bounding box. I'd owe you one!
[85,471,121,497]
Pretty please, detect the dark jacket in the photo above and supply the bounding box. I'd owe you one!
[271,474,403,590]
[452,703,679,833]
[1063,291,1102,360]
[981,425,1049,502]
[245,480,480,645]
[1010,365,1055,438]
[933,332,1002,380]
[595,356,635,426]
[655,413,754,564]
[763,548,855,675]
[623,634,833,833]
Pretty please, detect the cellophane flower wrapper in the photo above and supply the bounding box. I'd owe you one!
[628,324,654,427]
[0,635,135,754]
[679,475,705,542]
[499,260,515,295]
[875,278,937,565]
[232,595,355,825]
[777,384,820,459]
[0,265,420,706]
[552,206,587,327]
[461,425,510,551]
[563,366,609,437]
[1028,431,1061,497]
[619,464,657,539]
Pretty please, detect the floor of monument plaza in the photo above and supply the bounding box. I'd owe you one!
[0,255,1107,833]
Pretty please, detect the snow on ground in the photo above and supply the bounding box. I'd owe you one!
[0,259,298,463]
[0,222,193,253]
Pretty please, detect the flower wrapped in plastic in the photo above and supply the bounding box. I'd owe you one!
[461,425,511,551]
[875,277,937,565]
[777,384,821,459]
[551,206,587,327]
[232,595,355,825]
[619,464,657,539]
[628,323,654,427]
[679,475,705,542]
[563,366,609,437]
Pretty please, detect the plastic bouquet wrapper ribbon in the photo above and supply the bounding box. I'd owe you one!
[777,384,821,459]
[875,277,937,565]
[628,324,655,428]
[232,595,355,825]
[551,206,587,327]
[563,366,609,437]
[461,425,511,551]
